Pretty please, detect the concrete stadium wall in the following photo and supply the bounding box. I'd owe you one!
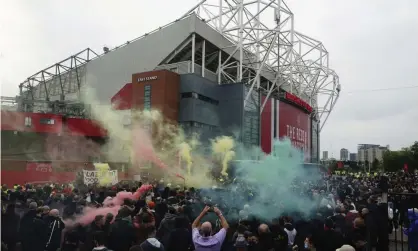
[85,17,195,104]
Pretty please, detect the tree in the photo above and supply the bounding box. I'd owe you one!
[410,141,418,169]
[364,160,370,171]
[372,158,380,171]
[382,148,415,172]
[328,160,339,173]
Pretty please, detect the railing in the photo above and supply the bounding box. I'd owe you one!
[388,193,418,251]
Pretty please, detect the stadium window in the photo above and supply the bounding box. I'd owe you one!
[144,85,152,110]
[181,92,193,98]
[40,118,55,125]
[197,94,219,105]
[181,92,219,105]
[24,117,32,127]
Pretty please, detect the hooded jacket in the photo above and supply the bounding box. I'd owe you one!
[284,223,297,246]
[404,208,418,250]
[109,217,136,251]
[140,238,165,251]
[157,213,176,245]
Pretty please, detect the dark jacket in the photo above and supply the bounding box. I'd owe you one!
[166,228,193,251]
[83,223,103,251]
[22,215,48,251]
[345,226,367,251]
[140,238,165,251]
[258,232,274,251]
[270,224,288,251]
[157,213,176,246]
[319,228,344,251]
[20,210,37,242]
[108,218,136,251]
[331,214,346,233]
[1,211,20,243]
[45,217,66,251]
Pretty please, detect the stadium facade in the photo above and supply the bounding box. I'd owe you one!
[1,1,340,185]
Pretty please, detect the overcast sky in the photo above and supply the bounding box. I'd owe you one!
[1,0,418,158]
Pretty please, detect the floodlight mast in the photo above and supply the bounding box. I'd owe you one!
[181,0,340,132]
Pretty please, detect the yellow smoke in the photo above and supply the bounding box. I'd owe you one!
[178,133,200,176]
[81,87,215,188]
[94,163,112,186]
[179,142,192,175]
[211,136,235,176]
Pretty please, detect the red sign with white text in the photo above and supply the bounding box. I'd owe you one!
[278,101,311,158]
[284,92,313,113]
[25,162,54,181]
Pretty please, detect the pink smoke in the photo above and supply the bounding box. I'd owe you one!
[132,126,168,169]
[131,126,185,179]
[74,205,121,227]
[103,184,153,207]
[66,184,153,226]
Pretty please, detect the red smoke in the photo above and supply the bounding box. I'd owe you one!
[69,184,153,226]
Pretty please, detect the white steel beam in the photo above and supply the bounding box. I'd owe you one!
[191,33,196,73]
[180,0,340,131]
[202,40,206,77]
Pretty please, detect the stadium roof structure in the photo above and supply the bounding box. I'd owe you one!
[11,0,340,132]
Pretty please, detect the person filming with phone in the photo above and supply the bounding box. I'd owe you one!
[191,205,229,251]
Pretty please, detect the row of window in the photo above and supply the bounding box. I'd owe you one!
[144,85,151,110]
[242,114,259,146]
[181,92,219,105]
[180,121,217,131]
[24,117,56,127]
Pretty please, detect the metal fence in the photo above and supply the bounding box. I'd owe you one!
[388,193,418,251]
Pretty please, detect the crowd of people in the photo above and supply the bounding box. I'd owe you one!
[1,171,418,251]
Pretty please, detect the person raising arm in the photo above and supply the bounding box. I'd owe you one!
[191,206,229,251]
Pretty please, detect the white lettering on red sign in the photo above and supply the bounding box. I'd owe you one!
[286,124,308,151]
[138,76,158,82]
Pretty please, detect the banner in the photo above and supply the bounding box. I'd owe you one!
[83,169,118,185]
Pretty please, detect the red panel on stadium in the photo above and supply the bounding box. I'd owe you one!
[260,96,273,154]
[278,100,311,156]
[111,83,133,110]
[260,91,312,161]
[1,111,63,134]
[66,118,107,137]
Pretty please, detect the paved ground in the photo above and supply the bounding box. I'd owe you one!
[389,228,409,251]
[389,228,408,242]
[389,241,409,251]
